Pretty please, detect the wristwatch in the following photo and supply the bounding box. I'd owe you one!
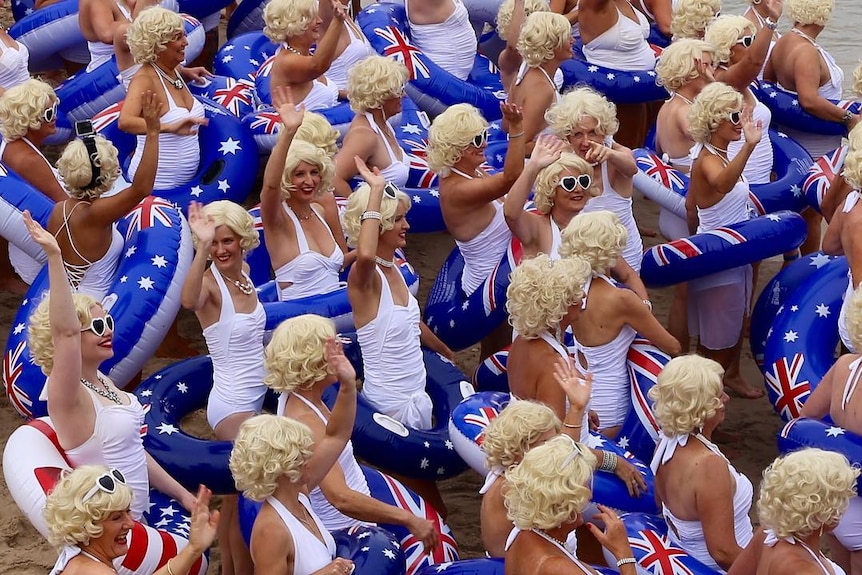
[764,17,778,31]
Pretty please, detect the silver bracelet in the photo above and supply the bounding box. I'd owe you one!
[616,557,637,568]
[764,17,778,31]
[360,211,382,222]
[508,131,525,139]
[599,451,618,472]
[643,299,652,311]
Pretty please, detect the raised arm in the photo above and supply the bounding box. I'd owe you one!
[504,135,565,245]
[80,0,120,44]
[261,87,305,230]
[332,127,378,198]
[610,259,648,300]
[702,112,762,194]
[274,0,346,83]
[180,201,217,312]
[154,486,219,575]
[716,16,778,91]
[349,157,387,290]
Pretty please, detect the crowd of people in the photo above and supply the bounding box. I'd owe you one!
[3,0,862,574]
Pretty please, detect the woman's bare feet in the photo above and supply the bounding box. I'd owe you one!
[724,375,765,399]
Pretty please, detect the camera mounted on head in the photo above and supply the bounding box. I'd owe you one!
[75,120,102,191]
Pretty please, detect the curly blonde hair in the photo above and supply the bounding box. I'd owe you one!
[504,436,597,530]
[545,87,620,140]
[427,103,489,177]
[29,294,100,375]
[342,182,412,247]
[282,140,335,199]
[496,0,550,38]
[656,38,716,91]
[483,401,561,470]
[200,200,260,253]
[126,6,184,64]
[671,0,722,40]
[704,15,755,65]
[296,112,340,158]
[844,147,862,191]
[758,448,858,539]
[230,414,315,501]
[786,0,834,26]
[0,79,59,141]
[56,136,121,200]
[506,254,592,338]
[687,81,743,143]
[558,211,627,275]
[43,465,134,547]
[347,56,408,113]
[263,0,317,42]
[648,354,725,436]
[264,314,335,393]
[532,153,598,214]
[516,11,571,68]
[853,62,862,99]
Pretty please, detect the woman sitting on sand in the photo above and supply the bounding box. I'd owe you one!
[405,0,477,81]
[649,354,753,572]
[504,435,640,575]
[561,211,680,438]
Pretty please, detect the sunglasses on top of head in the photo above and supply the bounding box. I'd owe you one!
[559,174,592,192]
[82,468,126,503]
[81,314,115,337]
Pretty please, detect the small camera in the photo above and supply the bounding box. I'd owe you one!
[75,120,95,138]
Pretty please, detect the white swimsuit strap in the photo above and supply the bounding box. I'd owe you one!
[282,203,311,252]
[363,112,403,164]
[536,66,557,92]
[529,528,592,573]
[292,392,330,424]
[842,357,862,411]
[21,137,56,172]
[763,532,836,575]
[539,330,569,360]
[210,267,238,317]
[842,191,861,213]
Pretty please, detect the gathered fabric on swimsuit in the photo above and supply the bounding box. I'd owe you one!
[86,0,131,72]
[763,530,846,575]
[363,112,409,189]
[65,386,149,520]
[582,5,656,71]
[583,160,643,271]
[279,393,371,531]
[327,21,374,90]
[727,87,773,185]
[52,200,124,300]
[405,0,476,81]
[202,268,266,430]
[274,204,343,301]
[357,267,432,429]
[128,67,204,190]
[838,191,860,352]
[454,193,512,296]
[266,493,337,575]
[650,433,754,573]
[0,39,30,89]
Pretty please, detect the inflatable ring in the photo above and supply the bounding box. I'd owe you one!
[93,96,258,210]
[242,104,355,153]
[750,252,836,372]
[0,165,55,281]
[762,256,847,421]
[559,58,667,105]
[640,211,807,288]
[778,418,862,493]
[755,81,862,137]
[10,0,83,72]
[226,0,267,39]
[4,196,192,419]
[803,145,848,214]
[2,417,207,575]
[213,31,277,83]
[188,75,257,118]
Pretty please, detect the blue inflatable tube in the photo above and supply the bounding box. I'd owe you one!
[213,31,278,83]
[5,196,192,419]
[762,256,847,421]
[187,75,257,118]
[613,513,721,575]
[11,0,35,23]
[803,145,848,214]
[174,0,233,19]
[93,96,258,210]
[9,0,82,72]
[243,103,356,153]
[754,81,862,137]
[778,418,862,493]
[640,211,807,288]
[559,57,668,105]
[226,0,266,38]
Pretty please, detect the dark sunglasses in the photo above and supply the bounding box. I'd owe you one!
[383,182,399,200]
[736,35,754,48]
[471,129,488,148]
[728,110,742,125]
[559,174,592,192]
[81,314,115,337]
[82,468,126,502]
[42,101,59,124]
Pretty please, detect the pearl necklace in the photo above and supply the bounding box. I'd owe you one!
[81,373,121,405]
[531,528,569,550]
[223,273,255,295]
[152,63,184,90]
[375,256,395,268]
[791,27,819,45]
[283,42,306,56]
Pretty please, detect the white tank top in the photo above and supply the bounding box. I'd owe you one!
[363,112,410,189]
[582,5,656,71]
[65,386,149,520]
[0,39,30,89]
[274,204,344,301]
[265,493,337,575]
[405,0,476,81]
[326,21,374,91]
[279,393,371,531]
[202,268,267,410]
[452,188,512,295]
[727,87,773,185]
[86,1,132,72]
[128,67,204,190]
[692,143,751,232]
[583,160,643,272]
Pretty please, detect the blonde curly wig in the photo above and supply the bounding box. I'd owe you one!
[347,55,408,113]
[648,354,725,436]
[532,153,598,214]
[230,414,315,501]
[296,112,340,158]
[853,62,862,99]
[758,448,858,539]
[43,465,134,547]
[483,400,561,470]
[29,294,100,375]
[200,200,260,253]
[785,0,834,26]
[504,435,597,530]
[671,0,722,40]
[516,11,571,68]
[0,79,59,141]
[126,6,184,64]
[558,211,627,275]
[705,15,755,65]
[264,314,335,393]
[656,39,716,91]
[282,140,335,199]
[506,254,592,338]
[57,136,121,200]
[545,87,620,140]
[427,103,489,177]
[496,0,550,38]
[844,147,862,191]
[687,81,743,144]
[342,182,412,247]
[263,0,317,42]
